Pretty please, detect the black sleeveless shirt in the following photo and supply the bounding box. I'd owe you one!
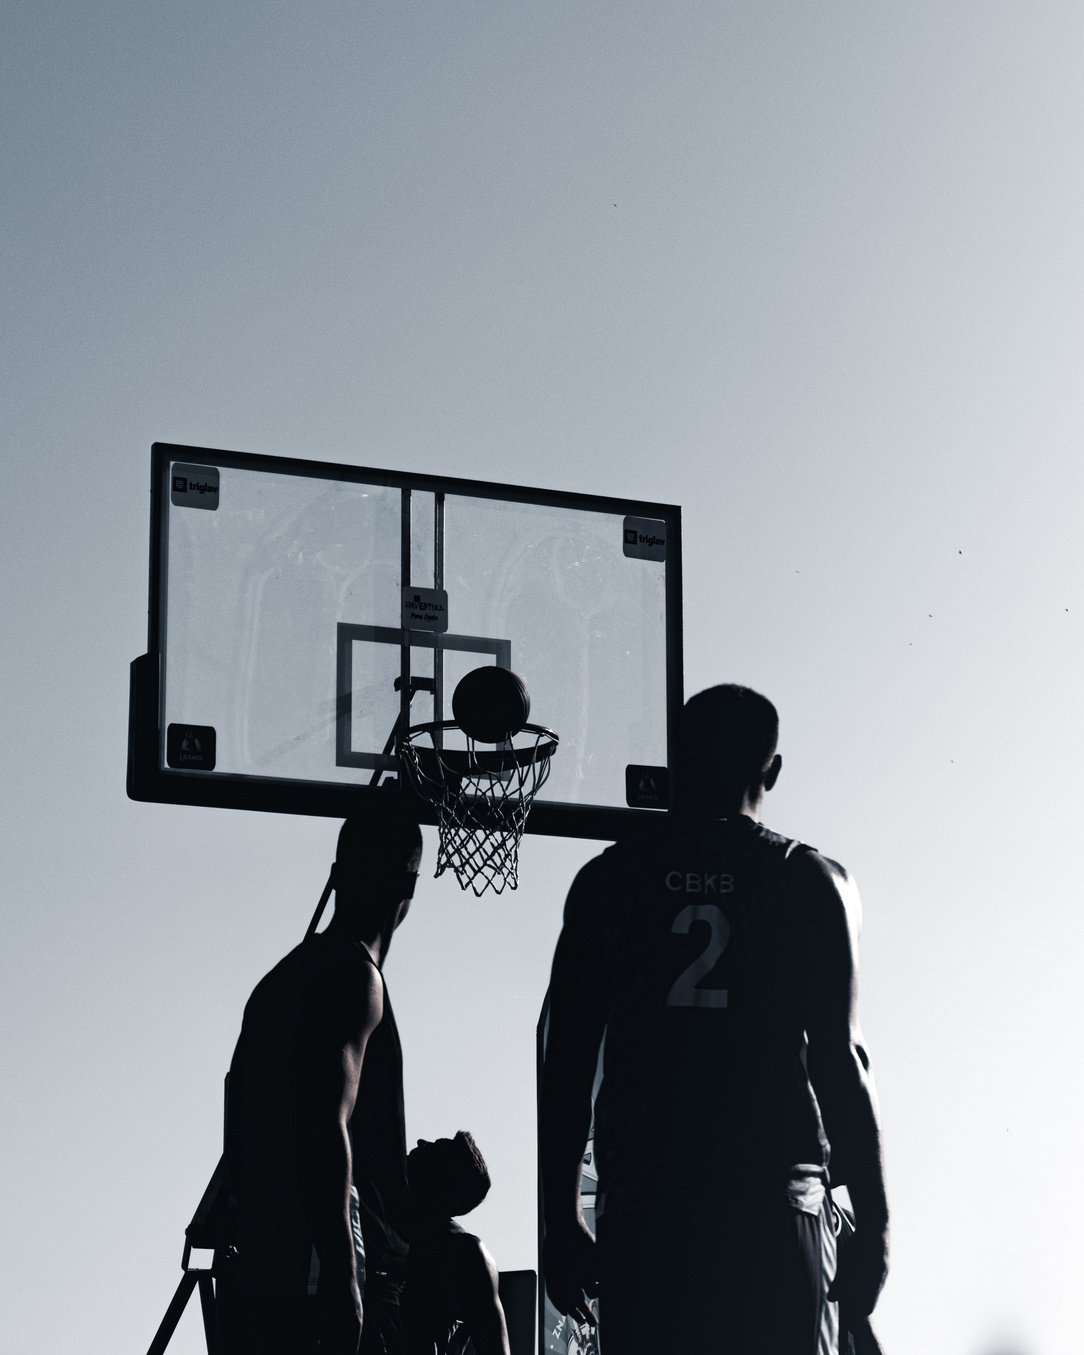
[225,934,408,1287]
[565,815,830,1215]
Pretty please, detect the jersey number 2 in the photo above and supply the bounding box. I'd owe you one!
[665,905,731,1009]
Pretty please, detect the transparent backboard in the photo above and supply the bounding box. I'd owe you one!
[128,444,682,840]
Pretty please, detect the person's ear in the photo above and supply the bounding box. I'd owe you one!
[764,753,782,792]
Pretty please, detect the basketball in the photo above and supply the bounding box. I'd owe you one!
[452,666,531,743]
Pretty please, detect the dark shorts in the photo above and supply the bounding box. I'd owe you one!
[595,1196,828,1355]
[214,1258,403,1355]
[214,1271,319,1354]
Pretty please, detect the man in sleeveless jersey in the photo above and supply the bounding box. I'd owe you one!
[217,804,423,1355]
[540,685,888,1354]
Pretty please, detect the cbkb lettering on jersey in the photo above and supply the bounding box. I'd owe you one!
[665,870,735,895]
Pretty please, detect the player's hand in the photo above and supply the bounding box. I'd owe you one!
[317,1278,363,1354]
[543,1221,599,1327]
[828,1221,888,1317]
[845,1312,886,1355]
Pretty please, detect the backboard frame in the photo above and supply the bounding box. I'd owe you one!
[128,442,682,841]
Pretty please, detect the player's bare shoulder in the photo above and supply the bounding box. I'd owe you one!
[787,844,863,943]
[446,1228,498,1280]
[341,941,385,1023]
[302,936,385,1045]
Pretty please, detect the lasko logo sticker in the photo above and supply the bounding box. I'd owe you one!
[625,764,670,808]
[170,463,220,510]
[622,516,667,561]
[166,723,217,771]
[402,586,449,633]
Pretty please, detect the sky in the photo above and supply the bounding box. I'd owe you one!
[2,3,1082,1352]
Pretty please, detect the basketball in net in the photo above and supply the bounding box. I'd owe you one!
[398,667,557,896]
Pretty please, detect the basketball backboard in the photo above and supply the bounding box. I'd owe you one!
[128,443,682,840]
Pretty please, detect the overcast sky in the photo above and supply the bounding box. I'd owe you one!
[3,4,1082,1353]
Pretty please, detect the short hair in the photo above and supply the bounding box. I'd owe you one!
[677,684,779,803]
[335,802,423,896]
[445,1131,491,1216]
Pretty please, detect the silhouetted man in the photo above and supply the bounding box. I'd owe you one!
[402,1133,511,1355]
[217,805,423,1355]
[540,685,888,1354]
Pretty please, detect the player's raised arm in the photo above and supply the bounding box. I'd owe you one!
[538,863,606,1325]
[801,851,889,1317]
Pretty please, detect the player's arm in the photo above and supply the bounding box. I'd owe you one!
[294,958,383,1354]
[538,862,606,1325]
[449,1235,511,1355]
[801,852,889,1317]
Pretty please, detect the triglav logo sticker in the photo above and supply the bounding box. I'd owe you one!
[170,463,220,510]
[622,516,667,561]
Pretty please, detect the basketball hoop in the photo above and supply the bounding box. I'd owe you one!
[398,720,558,895]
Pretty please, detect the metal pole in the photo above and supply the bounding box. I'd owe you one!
[434,491,445,744]
[399,489,412,764]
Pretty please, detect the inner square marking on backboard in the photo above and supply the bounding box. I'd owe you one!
[335,623,511,771]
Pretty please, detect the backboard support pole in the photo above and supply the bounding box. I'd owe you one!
[433,490,445,752]
[399,488,412,769]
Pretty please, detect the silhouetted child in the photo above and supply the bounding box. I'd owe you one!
[403,1134,511,1355]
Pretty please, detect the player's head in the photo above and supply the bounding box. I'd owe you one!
[332,802,423,933]
[408,1132,491,1219]
[677,684,782,810]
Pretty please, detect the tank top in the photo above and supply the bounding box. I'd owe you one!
[568,815,830,1215]
[224,934,408,1287]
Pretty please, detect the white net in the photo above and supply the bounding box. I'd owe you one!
[398,725,558,895]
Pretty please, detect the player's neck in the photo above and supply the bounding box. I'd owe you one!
[719,803,762,822]
[326,912,390,965]
[737,789,764,819]
[680,790,764,820]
